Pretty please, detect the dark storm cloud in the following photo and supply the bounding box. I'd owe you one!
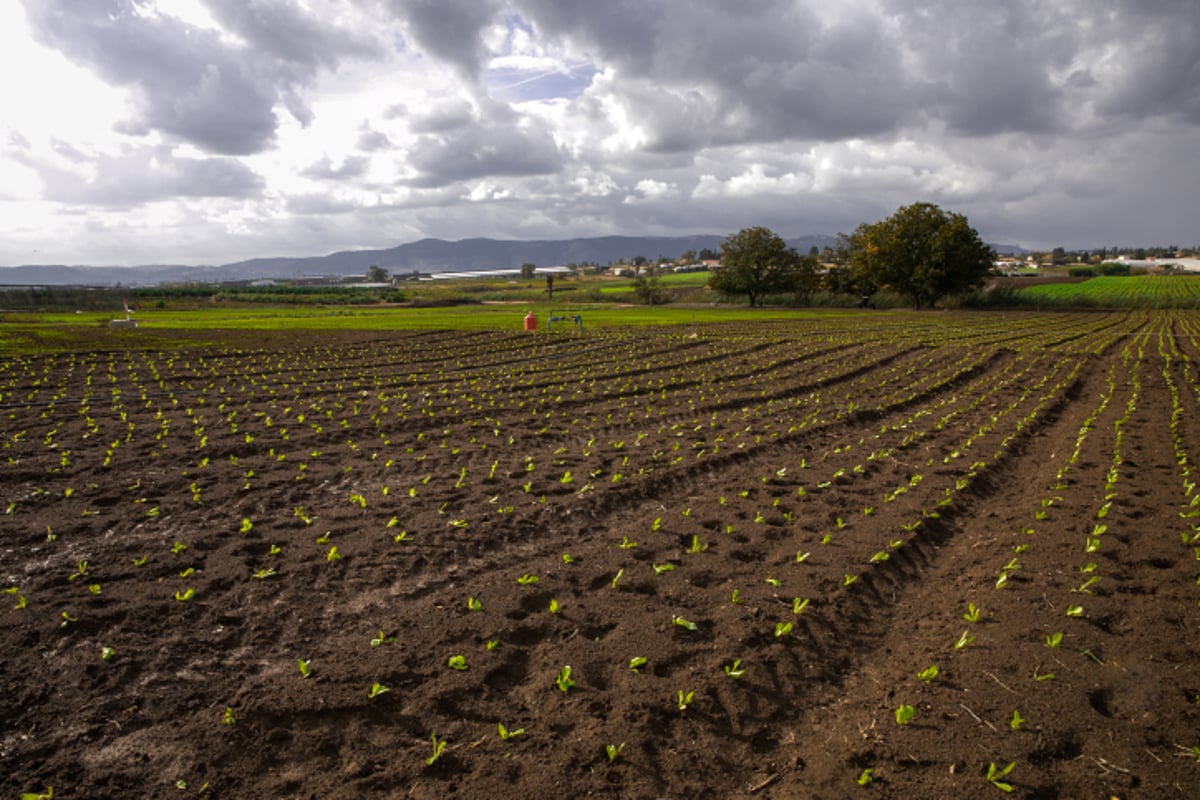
[388,0,501,77]
[20,0,377,155]
[406,121,563,187]
[31,146,264,206]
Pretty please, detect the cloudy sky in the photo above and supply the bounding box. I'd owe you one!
[2,0,1198,266]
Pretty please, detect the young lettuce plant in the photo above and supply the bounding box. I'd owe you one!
[497,723,524,740]
[556,665,576,693]
[894,704,915,725]
[425,733,447,766]
[985,761,1016,792]
[606,742,625,763]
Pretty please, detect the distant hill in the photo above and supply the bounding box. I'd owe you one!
[0,233,1025,286]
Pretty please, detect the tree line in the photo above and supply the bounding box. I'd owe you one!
[711,202,996,309]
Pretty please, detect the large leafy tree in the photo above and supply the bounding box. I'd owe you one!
[711,226,816,306]
[840,203,995,309]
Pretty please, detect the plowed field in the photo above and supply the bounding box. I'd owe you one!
[3,310,1199,798]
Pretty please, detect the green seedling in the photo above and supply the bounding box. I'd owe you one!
[467,596,482,611]
[448,655,468,670]
[672,615,699,631]
[855,768,874,786]
[606,742,625,762]
[269,544,282,555]
[1074,576,1100,594]
[774,621,793,638]
[132,554,148,567]
[676,689,695,711]
[19,787,53,800]
[562,553,575,564]
[425,733,447,766]
[517,573,539,585]
[549,598,560,614]
[555,665,575,693]
[1044,632,1063,648]
[239,518,253,534]
[765,575,780,587]
[370,630,394,647]
[895,704,915,725]
[88,584,101,595]
[724,659,746,678]
[497,722,524,740]
[870,551,889,563]
[986,761,1015,792]
[963,602,981,623]
[730,588,742,604]
[653,563,675,575]
[843,574,858,587]
[170,541,187,555]
[1032,667,1055,682]
[917,664,939,683]
[1010,710,1025,730]
[326,546,341,561]
[793,597,810,615]
[174,588,195,602]
[796,551,810,563]
[222,706,236,725]
[689,535,707,553]
[629,656,648,672]
[954,630,974,649]
[251,567,277,580]
[611,568,624,588]
[486,639,499,650]
[101,646,116,661]
[651,516,662,531]
[59,611,77,628]
[368,682,390,699]
[617,536,637,549]
[1065,604,1083,617]
[297,659,311,678]
[67,561,89,582]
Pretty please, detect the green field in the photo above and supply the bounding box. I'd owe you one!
[1015,274,1200,308]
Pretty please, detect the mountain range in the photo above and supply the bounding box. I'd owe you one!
[0,234,1026,286]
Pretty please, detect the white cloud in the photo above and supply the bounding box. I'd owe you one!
[2,0,1199,266]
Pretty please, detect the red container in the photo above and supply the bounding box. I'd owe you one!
[523,312,537,331]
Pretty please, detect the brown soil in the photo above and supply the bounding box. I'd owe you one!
[3,311,1199,799]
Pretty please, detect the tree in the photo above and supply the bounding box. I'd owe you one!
[367,264,389,283]
[839,203,994,309]
[711,226,816,307]
[633,265,670,305]
[520,262,536,280]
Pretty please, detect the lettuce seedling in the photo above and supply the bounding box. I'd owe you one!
[985,761,1015,792]
[425,733,447,766]
[368,682,390,698]
[676,689,694,711]
[629,656,648,672]
[606,742,625,762]
[549,598,560,614]
[855,768,874,786]
[611,568,624,589]
[555,665,575,693]
[653,563,675,575]
[672,615,698,631]
[724,659,745,679]
[774,621,793,638]
[448,655,468,670]
[101,646,116,661]
[793,597,810,615]
[917,664,939,684]
[297,659,311,678]
[954,630,974,649]
[497,723,524,740]
[617,536,637,549]
[59,611,77,628]
[467,596,482,611]
[370,630,395,647]
[517,573,539,585]
[1044,632,1063,648]
[175,588,195,602]
[222,706,237,725]
[1009,710,1025,730]
[19,786,53,800]
[963,603,981,623]
[1065,605,1083,617]
[894,704,915,725]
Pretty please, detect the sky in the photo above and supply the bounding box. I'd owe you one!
[2,0,1198,267]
